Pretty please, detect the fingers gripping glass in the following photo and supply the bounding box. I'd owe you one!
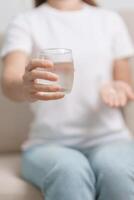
[36,48,75,94]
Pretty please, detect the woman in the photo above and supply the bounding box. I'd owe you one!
[1,0,134,199]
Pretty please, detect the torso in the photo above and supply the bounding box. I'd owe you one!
[22,3,130,149]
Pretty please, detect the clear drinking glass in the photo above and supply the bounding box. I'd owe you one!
[37,48,74,94]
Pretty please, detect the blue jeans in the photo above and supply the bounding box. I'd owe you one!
[21,139,134,200]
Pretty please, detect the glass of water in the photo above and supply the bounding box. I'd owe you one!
[37,48,74,94]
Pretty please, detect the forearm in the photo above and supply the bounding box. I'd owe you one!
[1,52,28,102]
[113,58,133,86]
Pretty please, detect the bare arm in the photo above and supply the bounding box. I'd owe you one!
[1,51,28,102]
[113,58,133,85]
[1,51,64,102]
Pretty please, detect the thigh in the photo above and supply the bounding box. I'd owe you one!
[83,140,134,199]
[84,139,134,177]
[21,144,94,191]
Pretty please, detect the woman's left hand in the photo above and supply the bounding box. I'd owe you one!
[100,81,134,108]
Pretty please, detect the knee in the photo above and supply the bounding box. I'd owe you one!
[96,160,125,184]
[55,153,94,183]
[40,147,95,188]
[93,149,132,185]
[47,154,95,195]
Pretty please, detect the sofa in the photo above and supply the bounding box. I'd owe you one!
[0,11,134,200]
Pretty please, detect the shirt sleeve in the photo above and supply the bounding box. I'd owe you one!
[111,13,134,60]
[1,14,32,58]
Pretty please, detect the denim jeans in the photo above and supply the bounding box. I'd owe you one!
[21,139,134,200]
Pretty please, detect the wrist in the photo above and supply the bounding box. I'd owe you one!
[114,80,132,88]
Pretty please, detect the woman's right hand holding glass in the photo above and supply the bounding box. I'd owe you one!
[22,59,65,102]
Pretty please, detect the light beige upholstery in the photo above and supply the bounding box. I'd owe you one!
[0,154,42,200]
[0,91,33,152]
[0,10,134,200]
[0,36,42,199]
[0,36,33,152]
[120,11,134,134]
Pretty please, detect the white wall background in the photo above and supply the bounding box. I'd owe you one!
[0,0,32,32]
[0,0,134,32]
[98,0,134,10]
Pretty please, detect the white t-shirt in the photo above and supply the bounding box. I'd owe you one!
[1,3,134,150]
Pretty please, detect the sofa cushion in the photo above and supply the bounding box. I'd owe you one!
[120,11,134,134]
[0,85,33,153]
[0,34,33,153]
[0,153,43,200]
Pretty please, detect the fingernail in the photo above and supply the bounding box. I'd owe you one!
[54,75,59,81]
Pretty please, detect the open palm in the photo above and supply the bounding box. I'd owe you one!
[100,81,134,107]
